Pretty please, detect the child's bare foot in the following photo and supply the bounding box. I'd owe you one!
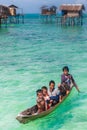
[59,99,62,102]
[66,90,70,95]
[59,95,62,102]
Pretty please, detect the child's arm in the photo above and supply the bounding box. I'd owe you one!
[73,81,80,92]
[71,75,80,92]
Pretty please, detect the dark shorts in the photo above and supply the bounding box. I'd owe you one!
[64,85,70,91]
[50,95,59,102]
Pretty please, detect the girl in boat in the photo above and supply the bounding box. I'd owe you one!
[41,86,51,110]
[36,89,46,113]
[58,66,80,96]
[48,80,60,105]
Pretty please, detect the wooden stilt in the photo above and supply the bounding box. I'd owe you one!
[0,18,1,27]
[5,18,7,28]
[81,16,83,26]
[22,15,24,24]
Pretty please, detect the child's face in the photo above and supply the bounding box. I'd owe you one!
[50,83,55,90]
[42,89,47,96]
[37,92,43,98]
[63,69,68,75]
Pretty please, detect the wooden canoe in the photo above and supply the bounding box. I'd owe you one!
[16,87,73,124]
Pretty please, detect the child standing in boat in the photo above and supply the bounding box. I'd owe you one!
[58,66,80,95]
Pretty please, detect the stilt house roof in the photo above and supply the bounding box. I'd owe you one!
[60,4,85,11]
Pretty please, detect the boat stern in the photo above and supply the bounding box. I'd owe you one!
[16,114,28,124]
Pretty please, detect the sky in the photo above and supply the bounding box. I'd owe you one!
[0,0,87,13]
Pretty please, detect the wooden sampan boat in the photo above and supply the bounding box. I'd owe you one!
[16,87,73,124]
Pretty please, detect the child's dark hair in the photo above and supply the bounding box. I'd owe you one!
[49,80,55,86]
[62,66,69,72]
[36,89,42,95]
[41,86,48,90]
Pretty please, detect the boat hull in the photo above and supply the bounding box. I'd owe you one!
[16,88,73,124]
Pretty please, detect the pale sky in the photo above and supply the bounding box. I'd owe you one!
[0,0,87,13]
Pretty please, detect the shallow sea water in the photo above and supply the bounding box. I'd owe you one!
[0,15,87,130]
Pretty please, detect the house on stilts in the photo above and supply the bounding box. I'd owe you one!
[58,4,85,26]
[0,5,10,26]
[40,5,57,22]
[0,4,24,27]
[8,4,24,24]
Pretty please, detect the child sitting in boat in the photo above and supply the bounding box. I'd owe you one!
[48,80,60,106]
[58,66,80,97]
[36,89,45,113]
[41,86,51,110]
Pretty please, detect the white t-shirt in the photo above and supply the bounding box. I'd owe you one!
[48,88,60,97]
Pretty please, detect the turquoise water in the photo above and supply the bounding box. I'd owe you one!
[0,14,87,130]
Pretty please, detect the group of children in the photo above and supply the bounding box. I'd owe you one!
[36,66,80,113]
